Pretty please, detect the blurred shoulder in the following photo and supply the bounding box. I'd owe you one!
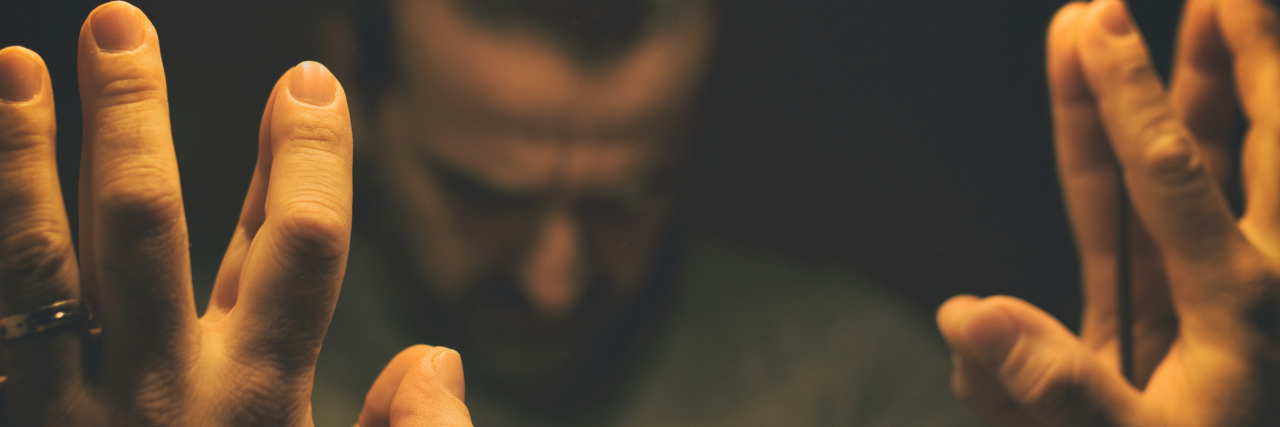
[619,236,979,426]
[676,236,939,345]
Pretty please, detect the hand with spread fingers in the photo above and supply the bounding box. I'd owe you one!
[0,1,374,425]
[938,0,1280,425]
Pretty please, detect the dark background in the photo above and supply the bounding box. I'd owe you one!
[0,1,1190,329]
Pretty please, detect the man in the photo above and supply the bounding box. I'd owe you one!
[4,0,1280,426]
[316,0,1280,425]
[311,0,977,425]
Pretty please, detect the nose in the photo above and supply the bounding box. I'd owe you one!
[519,209,585,319]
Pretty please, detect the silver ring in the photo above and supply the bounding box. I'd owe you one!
[0,299,90,340]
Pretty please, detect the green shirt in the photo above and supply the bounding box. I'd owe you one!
[312,233,980,426]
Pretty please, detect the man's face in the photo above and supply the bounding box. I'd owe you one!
[374,0,713,384]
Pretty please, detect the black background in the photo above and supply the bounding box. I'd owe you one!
[0,1,1191,329]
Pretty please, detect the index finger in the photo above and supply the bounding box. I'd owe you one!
[223,62,353,374]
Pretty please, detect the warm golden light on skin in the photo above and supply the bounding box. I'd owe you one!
[377,0,714,317]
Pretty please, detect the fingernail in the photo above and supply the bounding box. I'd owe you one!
[1098,0,1132,37]
[91,2,144,52]
[433,348,466,402]
[966,308,1021,370]
[289,61,337,106]
[0,47,41,102]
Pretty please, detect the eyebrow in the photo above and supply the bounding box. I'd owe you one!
[419,151,550,203]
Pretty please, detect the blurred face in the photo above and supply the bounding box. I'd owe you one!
[373,0,713,386]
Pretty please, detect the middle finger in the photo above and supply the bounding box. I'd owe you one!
[77,1,198,386]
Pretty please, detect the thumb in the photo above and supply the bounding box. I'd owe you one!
[938,296,1139,427]
[357,345,471,427]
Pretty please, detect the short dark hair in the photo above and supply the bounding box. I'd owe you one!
[461,0,647,63]
[350,0,707,109]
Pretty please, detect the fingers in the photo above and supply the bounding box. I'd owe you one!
[1164,2,1250,349]
[1048,0,1123,347]
[938,296,1139,427]
[358,345,470,427]
[77,1,199,383]
[359,345,431,427]
[361,346,434,427]
[0,46,86,418]
[1168,0,1236,188]
[1076,1,1243,278]
[223,62,352,372]
[0,47,79,324]
[1048,1,1177,384]
[1048,2,1100,246]
[937,296,1040,427]
[1214,0,1280,249]
[205,72,287,322]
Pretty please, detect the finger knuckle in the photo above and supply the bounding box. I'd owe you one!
[282,123,343,147]
[279,146,349,185]
[94,76,168,111]
[272,199,350,267]
[0,120,52,154]
[1107,51,1159,85]
[95,168,184,234]
[0,220,74,308]
[1141,132,1205,186]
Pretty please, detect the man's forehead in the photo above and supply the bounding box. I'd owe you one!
[397,0,712,125]
[394,0,711,193]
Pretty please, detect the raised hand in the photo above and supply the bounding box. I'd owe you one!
[0,2,353,425]
[938,0,1280,425]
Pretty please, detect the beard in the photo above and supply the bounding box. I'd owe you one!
[382,233,680,417]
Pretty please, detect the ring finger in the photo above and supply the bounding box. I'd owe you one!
[0,45,86,421]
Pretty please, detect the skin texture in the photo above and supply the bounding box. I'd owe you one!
[358,345,470,427]
[8,0,1280,426]
[0,2,415,425]
[938,0,1280,425]
[2,0,703,424]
